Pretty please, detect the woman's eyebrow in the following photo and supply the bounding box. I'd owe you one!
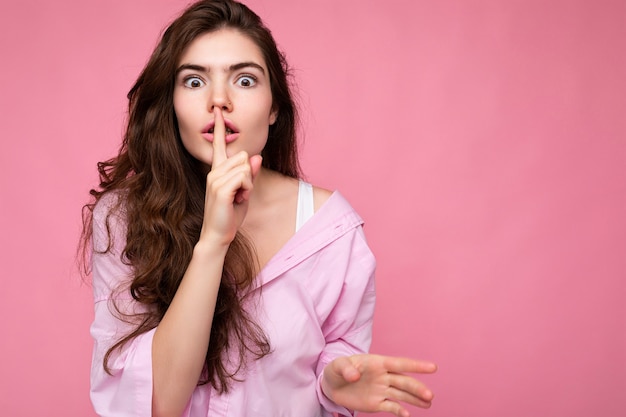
[175,62,265,76]
[229,61,265,74]
[175,63,206,76]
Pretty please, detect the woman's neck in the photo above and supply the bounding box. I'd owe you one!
[249,168,293,205]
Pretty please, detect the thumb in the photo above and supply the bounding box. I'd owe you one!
[250,154,263,181]
[333,356,361,383]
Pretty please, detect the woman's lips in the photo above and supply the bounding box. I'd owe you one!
[202,131,240,143]
[202,119,240,143]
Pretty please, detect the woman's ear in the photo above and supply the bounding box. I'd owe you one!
[269,107,278,125]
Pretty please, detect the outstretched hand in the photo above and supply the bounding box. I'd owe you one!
[321,354,437,417]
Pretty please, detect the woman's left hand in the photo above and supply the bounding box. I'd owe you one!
[321,354,437,417]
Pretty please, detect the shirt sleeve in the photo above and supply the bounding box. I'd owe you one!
[314,226,377,416]
[88,195,172,417]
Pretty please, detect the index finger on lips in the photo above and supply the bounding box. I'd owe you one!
[211,107,228,169]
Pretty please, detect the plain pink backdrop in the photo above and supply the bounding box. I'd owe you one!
[1,1,624,416]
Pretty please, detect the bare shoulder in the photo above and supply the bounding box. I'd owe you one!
[312,185,333,212]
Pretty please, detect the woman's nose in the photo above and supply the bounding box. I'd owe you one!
[208,86,232,112]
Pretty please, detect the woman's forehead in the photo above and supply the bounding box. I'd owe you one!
[178,28,267,70]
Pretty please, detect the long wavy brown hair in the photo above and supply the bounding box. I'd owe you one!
[81,0,300,393]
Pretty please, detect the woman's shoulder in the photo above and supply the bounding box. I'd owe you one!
[93,190,126,219]
[92,191,128,249]
[311,184,333,212]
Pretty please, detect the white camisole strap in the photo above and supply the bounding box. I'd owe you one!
[295,180,314,232]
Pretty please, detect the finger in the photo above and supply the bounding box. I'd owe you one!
[211,107,228,168]
[378,399,411,417]
[233,168,254,204]
[382,356,437,375]
[236,155,263,203]
[207,151,250,179]
[216,170,253,206]
[331,356,361,383]
[210,162,254,199]
[249,155,263,181]
[385,386,433,409]
[341,363,361,383]
[388,373,434,402]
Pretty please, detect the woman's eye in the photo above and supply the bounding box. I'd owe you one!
[236,76,256,88]
[183,76,205,88]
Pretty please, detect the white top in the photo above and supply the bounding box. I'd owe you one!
[295,180,314,232]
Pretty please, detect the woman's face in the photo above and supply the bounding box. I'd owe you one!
[173,28,276,167]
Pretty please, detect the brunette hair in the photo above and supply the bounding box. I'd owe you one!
[81,0,300,393]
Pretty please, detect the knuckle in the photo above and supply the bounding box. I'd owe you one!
[235,151,249,163]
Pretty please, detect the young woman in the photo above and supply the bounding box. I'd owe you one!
[83,1,436,416]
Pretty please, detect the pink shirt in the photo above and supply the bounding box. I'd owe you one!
[90,191,376,416]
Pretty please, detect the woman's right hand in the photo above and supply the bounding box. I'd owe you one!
[321,354,437,417]
[199,107,262,247]
[153,107,261,417]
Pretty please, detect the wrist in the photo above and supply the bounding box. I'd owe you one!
[320,368,334,402]
[192,239,229,261]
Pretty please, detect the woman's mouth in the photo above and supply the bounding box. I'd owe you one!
[208,127,235,134]
[202,120,240,143]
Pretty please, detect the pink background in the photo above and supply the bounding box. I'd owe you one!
[1,0,624,416]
